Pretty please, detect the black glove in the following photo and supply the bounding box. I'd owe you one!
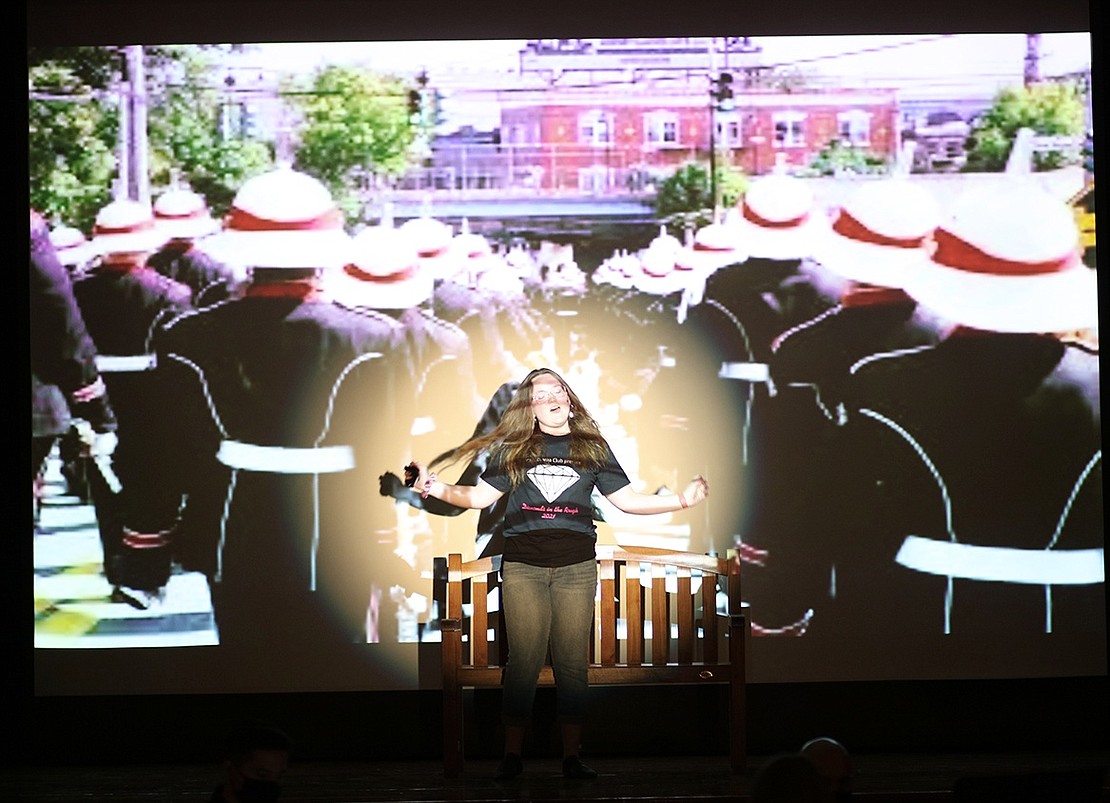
[72,395,117,434]
[379,471,406,499]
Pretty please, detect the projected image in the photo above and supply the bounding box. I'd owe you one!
[30,34,1102,690]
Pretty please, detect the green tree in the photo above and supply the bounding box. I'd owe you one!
[652,161,749,230]
[804,138,889,177]
[288,65,424,221]
[28,61,117,232]
[964,82,1086,172]
[145,46,273,216]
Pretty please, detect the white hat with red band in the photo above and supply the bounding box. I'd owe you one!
[677,208,749,272]
[329,221,432,310]
[903,185,1097,334]
[398,213,458,280]
[814,178,941,288]
[49,225,97,267]
[91,199,170,256]
[733,173,830,260]
[153,186,221,240]
[202,166,352,270]
[634,226,690,295]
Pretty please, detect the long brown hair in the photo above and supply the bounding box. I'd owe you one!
[430,367,611,487]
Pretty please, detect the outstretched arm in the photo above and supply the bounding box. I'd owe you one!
[411,462,505,511]
[605,475,709,515]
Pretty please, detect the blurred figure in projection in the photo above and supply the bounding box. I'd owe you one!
[151,166,413,651]
[380,380,520,561]
[72,197,189,607]
[46,222,104,502]
[825,183,1103,674]
[329,210,481,623]
[148,182,238,307]
[682,168,834,561]
[30,210,117,528]
[747,175,945,634]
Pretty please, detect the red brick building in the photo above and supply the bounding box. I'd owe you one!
[494,85,900,192]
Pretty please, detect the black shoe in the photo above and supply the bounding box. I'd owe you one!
[562,756,598,780]
[110,586,150,611]
[495,753,523,781]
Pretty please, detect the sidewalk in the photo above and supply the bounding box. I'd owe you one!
[33,450,217,649]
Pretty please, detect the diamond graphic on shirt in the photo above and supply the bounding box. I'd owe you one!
[527,463,581,503]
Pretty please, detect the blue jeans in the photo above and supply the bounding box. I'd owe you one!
[500,558,597,725]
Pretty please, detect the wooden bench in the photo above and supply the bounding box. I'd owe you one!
[434,545,748,777]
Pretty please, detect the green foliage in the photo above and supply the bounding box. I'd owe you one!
[803,138,889,177]
[28,61,117,232]
[964,82,1086,172]
[652,161,749,228]
[145,46,273,217]
[28,46,121,90]
[288,65,423,221]
[29,45,274,230]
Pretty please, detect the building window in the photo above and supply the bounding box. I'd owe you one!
[772,112,806,147]
[645,111,679,147]
[579,164,611,193]
[838,110,872,146]
[580,110,614,145]
[715,112,742,147]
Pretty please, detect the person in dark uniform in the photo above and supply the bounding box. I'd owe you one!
[46,223,103,502]
[700,169,837,368]
[148,185,238,307]
[328,218,481,602]
[746,178,946,633]
[826,184,1103,676]
[72,198,189,605]
[681,172,834,569]
[331,216,485,448]
[30,210,116,526]
[421,218,549,389]
[153,166,414,652]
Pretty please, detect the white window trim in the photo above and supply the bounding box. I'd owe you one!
[579,110,614,146]
[715,111,743,148]
[644,110,680,149]
[772,111,807,148]
[837,109,873,147]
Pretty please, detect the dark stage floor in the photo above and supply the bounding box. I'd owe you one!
[5,749,1109,802]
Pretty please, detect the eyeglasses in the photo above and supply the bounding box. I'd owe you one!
[531,386,568,405]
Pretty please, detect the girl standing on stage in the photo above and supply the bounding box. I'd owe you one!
[409,367,709,780]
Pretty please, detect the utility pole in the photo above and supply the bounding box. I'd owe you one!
[121,45,149,203]
[709,70,734,215]
[1024,34,1041,86]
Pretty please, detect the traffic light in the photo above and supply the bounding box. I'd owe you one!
[713,73,734,112]
[408,89,422,118]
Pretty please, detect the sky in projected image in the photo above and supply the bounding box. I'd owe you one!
[31,32,1102,695]
[245,34,1093,128]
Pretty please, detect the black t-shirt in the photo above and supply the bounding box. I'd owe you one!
[481,432,630,567]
